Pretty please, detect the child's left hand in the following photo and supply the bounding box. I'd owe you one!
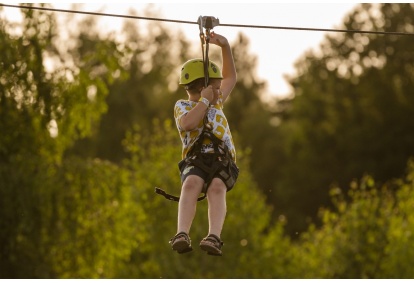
[209,32,229,47]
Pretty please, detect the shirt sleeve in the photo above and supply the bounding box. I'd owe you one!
[174,100,192,131]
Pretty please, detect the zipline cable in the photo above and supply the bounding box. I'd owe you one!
[1,3,414,36]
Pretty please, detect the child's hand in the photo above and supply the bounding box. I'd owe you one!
[209,32,229,47]
[201,85,214,103]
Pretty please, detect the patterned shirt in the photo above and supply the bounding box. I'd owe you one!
[174,96,236,162]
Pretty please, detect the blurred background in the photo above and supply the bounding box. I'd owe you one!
[1,3,414,279]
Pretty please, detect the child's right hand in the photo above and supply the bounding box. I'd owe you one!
[201,85,214,103]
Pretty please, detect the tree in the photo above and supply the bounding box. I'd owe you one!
[0,5,140,278]
[69,11,190,163]
[271,3,414,235]
[288,160,414,278]
[121,119,289,278]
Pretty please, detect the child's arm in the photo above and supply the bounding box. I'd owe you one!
[178,86,213,131]
[210,32,237,103]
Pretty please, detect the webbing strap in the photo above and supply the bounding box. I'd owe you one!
[155,187,206,202]
[198,16,213,88]
[154,134,230,203]
[203,33,210,87]
[155,132,229,203]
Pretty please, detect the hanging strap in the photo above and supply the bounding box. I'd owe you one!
[198,16,220,87]
[155,187,206,202]
[198,16,210,87]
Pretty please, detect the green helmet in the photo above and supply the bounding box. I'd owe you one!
[179,59,223,85]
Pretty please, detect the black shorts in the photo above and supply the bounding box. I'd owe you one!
[178,154,239,191]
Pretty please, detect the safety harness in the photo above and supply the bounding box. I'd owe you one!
[155,123,235,202]
[155,16,236,202]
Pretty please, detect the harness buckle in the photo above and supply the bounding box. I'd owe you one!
[205,122,213,131]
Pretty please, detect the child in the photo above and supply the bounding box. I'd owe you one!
[170,32,239,256]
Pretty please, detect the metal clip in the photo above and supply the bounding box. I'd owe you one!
[205,122,213,131]
[198,16,220,29]
[198,16,205,44]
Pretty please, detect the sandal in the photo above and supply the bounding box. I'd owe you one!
[169,232,193,254]
[199,234,223,256]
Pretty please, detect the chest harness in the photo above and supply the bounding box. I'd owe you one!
[155,16,236,202]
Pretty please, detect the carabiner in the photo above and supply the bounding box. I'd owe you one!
[198,16,205,45]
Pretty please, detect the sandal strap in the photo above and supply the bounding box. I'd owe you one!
[170,231,190,243]
[203,234,223,247]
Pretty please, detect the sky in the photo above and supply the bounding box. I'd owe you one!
[141,2,358,98]
[1,2,359,98]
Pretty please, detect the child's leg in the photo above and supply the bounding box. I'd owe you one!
[206,178,227,237]
[177,175,204,234]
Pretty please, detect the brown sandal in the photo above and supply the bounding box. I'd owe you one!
[169,232,193,254]
[199,234,223,256]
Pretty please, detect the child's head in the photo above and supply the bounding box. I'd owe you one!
[179,59,222,95]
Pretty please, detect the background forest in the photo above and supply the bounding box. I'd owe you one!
[1,3,414,279]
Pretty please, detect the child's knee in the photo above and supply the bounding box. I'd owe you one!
[207,179,227,195]
[182,175,204,191]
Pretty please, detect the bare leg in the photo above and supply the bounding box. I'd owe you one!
[177,175,204,234]
[206,178,227,237]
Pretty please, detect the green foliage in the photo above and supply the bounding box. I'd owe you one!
[2,3,414,279]
[270,3,414,235]
[224,33,281,195]
[289,160,414,278]
[70,17,186,162]
[49,157,141,278]
[122,119,288,279]
[380,160,414,278]
[0,6,140,278]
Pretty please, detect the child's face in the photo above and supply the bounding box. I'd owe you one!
[210,79,222,105]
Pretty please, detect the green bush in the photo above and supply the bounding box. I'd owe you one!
[288,160,414,278]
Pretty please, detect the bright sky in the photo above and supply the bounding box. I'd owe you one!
[2,2,358,98]
[147,2,358,98]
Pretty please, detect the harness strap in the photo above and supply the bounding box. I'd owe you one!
[155,129,232,202]
[186,155,223,193]
[155,187,206,202]
[188,127,229,158]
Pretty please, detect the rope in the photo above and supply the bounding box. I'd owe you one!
[2,3,414,36]
[0,3,194,25]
